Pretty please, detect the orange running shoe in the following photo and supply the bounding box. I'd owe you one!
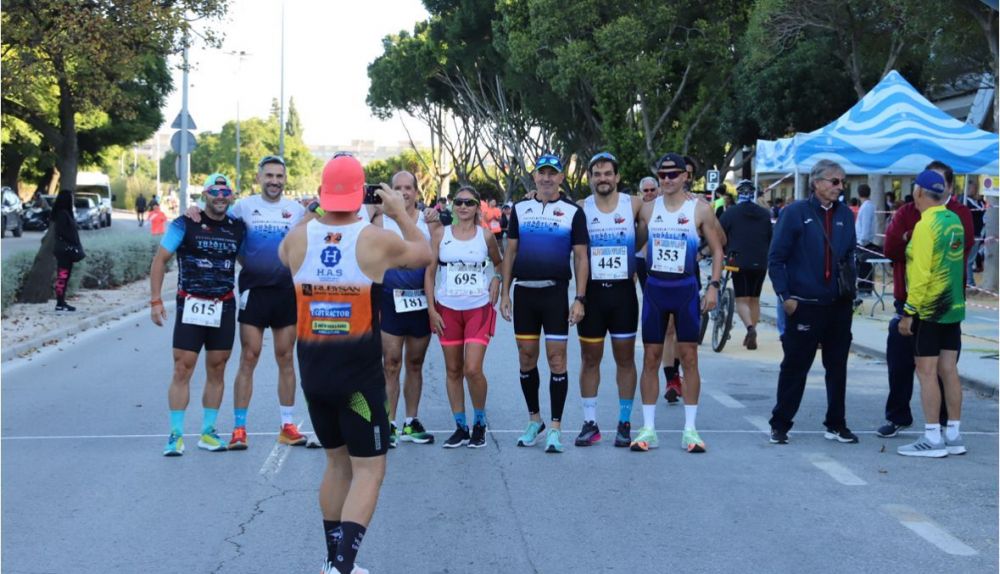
[278,423,307,446]
[228,426,248,450]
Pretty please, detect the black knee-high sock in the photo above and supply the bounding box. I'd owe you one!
[323,520,342,562]
[335,521,367,573]
[550,372,568,422]
[520,368,540,415]
[675,358,681,375]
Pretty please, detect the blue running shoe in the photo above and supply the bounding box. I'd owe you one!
[163,433,184,457]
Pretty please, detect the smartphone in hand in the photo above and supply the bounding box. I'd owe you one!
[363,184,382,205]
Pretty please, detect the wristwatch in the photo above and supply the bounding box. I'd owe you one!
[708,280,721,289]
[574,295,587,305]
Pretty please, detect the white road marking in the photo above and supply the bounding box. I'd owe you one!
[744,416,771,432]
[807,453,867,486]
[708,390,745,409]
[882,504,978,556]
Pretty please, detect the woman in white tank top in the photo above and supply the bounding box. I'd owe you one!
[424,186,504,448]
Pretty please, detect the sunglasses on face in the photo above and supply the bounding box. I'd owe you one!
[657,170,684,180]
[205,187,233,198]
[452,198,479,207]
[641,187,658,193]
[819,177,846,186]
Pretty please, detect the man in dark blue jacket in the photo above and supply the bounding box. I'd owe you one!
[767,159,859,445]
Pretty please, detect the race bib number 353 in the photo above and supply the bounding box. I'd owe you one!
[182,296,223,328]
[650,238,687,274]
[590,246,628,280]
[393,289,428,313]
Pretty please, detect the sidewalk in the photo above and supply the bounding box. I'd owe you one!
[755,280,999,397]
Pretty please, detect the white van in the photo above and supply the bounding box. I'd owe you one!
[76,172,113,228]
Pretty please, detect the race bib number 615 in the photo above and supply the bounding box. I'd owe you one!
[182,296,223,328]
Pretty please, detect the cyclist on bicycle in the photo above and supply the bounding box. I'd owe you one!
[719,180,773,350]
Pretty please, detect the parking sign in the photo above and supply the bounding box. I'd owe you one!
[706,170,720,191]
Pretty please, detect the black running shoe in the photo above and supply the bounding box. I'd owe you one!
[825,426,859,444]
[614,421,631,447]
[769,428,788,444]
[443,425,470,448]
[54,303,77,312]
[574,420,601,446]
[876,421,910,438]
[468,423,487,449]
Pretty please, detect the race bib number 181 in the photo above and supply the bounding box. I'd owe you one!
[393,289,428,313]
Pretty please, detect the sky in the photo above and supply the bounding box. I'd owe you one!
[162,0,431,147]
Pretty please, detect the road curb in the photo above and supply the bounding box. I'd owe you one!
[2,288,176,362]
[757,311,998,399]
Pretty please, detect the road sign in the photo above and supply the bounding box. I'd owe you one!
[706,170,721,192]
[170,130,197,154]
[170,111,197,130]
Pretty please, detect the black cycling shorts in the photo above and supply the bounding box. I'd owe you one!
[732,268,767,298]
[912,318,962,357]
[379,289,432,338]
[238,285,297,329]
[513,283,569,342]
[577,281,638,342]
[173,297,237,352]
[306,384,390,457]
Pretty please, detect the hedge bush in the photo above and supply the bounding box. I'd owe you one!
[111,175,158,210]
[1,231,168,316]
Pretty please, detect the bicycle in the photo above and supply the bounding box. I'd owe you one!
[697,254,737,353]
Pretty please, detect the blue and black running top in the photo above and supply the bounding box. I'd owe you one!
[161,213,246,299]
[229,195,305,290]
[507,194,589,282]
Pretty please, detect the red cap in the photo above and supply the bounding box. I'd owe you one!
[320,155,365,212]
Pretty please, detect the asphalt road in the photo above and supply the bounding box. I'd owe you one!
[1,209,150,260]
[2,303,997,573]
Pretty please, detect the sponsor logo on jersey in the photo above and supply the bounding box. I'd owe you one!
[677,215,689,225]
[614,215,625,224]
[310,302,352,335]
[320,246,342,267]
[282,210,292,219]
[553,208,564,217]
[324,232,343,244]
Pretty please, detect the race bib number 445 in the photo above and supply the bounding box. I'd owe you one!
[182,296,223,328]
[393,289,428,313]
[650,238,687,274]
[590,246,628,280]
[445,263,486,296]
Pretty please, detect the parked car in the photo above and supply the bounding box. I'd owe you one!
[76,172,113,227]
[22,194,55,231]
[74,196,101,230]
[76,192,109,229]
[1,186,24,237]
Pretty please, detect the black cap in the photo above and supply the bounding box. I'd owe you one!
[656,153,687,172]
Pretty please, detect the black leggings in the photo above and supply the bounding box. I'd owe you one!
[54,258,74,303]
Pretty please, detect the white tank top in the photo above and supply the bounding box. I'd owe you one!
[435,225,491,310]
[382,210,430,241]
[583,193,636,281]
[646,197,699,279]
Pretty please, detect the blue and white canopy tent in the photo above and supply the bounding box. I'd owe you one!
[756,70,999,197]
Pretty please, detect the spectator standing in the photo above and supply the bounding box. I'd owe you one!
[720,180,772,350]
[148,204,168,236]
[51,189,83,312]
[855,184,878,297]
[767,159,859,445]
[896,170,967,458]
[135,193,148,226]
[962,180,986,284]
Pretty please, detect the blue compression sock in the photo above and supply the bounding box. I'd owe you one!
[618,399,633,423]
[202,408,219,434]
[454,411,468,429]
[234,408,248,428]
[170,410,185,436]
[473,409,487,426]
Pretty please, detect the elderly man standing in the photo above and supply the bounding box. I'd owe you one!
[768,160,859,445]
[896,170,967,458]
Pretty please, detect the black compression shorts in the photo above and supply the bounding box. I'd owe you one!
[912,318,962,357]
[306,384,390,457]
[577,281,638,342]
[513,282,569,342]
[173,297,237,352]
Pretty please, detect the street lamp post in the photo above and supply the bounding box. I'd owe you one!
[278,0,286,156]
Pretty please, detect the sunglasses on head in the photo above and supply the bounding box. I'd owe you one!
[257,155,286,169]
[819,177,846,186]
[452,198,479,207]
[589,151,618,165]
[657,170,684,180]
[205,187,233,198]
[537,156,561,168]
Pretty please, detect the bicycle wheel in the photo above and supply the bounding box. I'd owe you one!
[711,287,735,352]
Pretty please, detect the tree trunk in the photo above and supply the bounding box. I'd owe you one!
[981,202,999,293]
[1,152,26,190]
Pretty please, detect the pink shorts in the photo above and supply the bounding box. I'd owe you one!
[436,303,497,347]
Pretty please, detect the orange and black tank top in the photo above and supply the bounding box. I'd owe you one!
[293,219,383,395]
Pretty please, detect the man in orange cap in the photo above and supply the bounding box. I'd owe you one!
[279,155,431,574]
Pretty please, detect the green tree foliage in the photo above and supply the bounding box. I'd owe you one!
[364,149,439,204]
[1,0,229,303]
[286,97,303,138]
